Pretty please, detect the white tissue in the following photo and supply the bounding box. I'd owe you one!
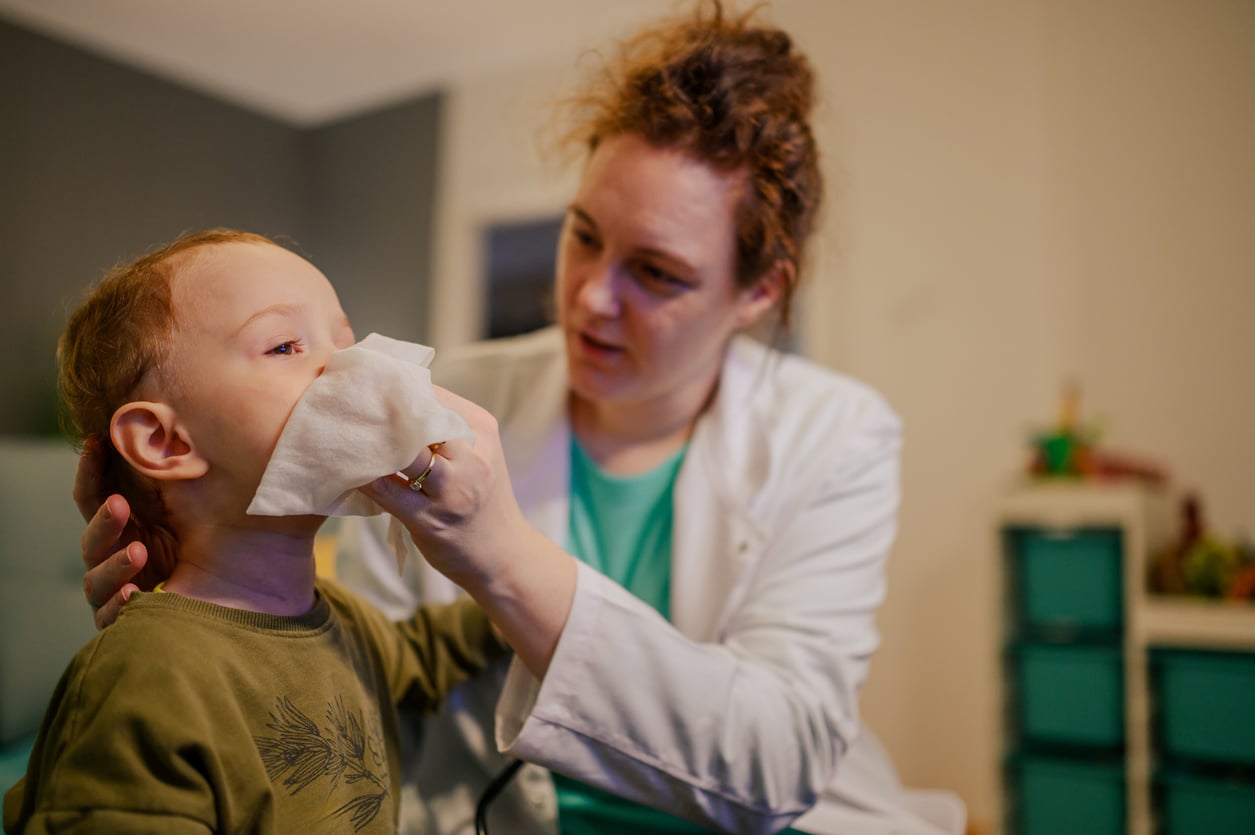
[247,332,471,519]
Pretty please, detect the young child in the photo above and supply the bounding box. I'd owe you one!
[2,229,506,833]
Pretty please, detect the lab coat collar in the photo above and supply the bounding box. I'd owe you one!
[500,329,572,550]
[672,335,780,640]
[501,329,782,643]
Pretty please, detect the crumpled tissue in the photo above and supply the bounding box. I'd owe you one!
[247,332,471,569]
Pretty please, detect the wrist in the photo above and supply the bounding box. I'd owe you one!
[457,524,578,678]
[451,520,547,598]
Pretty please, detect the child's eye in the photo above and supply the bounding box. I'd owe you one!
[266,341,301,356]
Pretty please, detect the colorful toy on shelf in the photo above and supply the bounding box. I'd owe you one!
[1027,381,1167,484]
[1151,494,1255,601]
[1228,552,1255,600]
[1028,381,1093,477]
[1151,494,1201,596]
[1222,538,1255,601]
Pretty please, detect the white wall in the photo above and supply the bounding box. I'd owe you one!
[426,57,577,348]
[784,3,1060,829]
[429,2,1255,831]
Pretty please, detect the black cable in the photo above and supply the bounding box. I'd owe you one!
[474,758,525,835]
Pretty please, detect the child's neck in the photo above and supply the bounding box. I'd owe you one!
[159,523,319,616]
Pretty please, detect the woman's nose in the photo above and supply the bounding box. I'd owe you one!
[576,261,622,318]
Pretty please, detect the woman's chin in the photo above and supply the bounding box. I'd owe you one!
[567,365,632,406]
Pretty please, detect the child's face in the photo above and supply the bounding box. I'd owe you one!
[162,242,355,510]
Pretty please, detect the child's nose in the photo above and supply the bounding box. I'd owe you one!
[314,352,333,377]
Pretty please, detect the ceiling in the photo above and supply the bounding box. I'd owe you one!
[0,0,684,126]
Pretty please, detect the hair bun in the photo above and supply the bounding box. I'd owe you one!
[559,0,824,331]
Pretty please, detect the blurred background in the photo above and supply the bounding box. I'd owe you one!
[1,1,1252,833]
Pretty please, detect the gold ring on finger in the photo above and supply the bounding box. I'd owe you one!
[408,454,438,493]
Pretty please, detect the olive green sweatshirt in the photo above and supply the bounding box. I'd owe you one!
[4,578,505,834]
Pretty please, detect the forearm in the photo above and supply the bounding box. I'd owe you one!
[446,523,578,679]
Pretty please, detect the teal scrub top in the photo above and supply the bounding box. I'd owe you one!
[555,438,806,834]
[555,438,710,834]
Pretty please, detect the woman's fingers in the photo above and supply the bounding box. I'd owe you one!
[432,386,500,437]
[91,581,142,630]
[77,443,148,622]
[430,384,477,414]
[399,443,439,478]
[81,494,132,570]
[359,471,417,509]
[84,541,147,613]
[398,438,473,496]
[401,454,440,496]
[72,436,109,522]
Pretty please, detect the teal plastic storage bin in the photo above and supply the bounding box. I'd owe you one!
[1017,642,1124,746]
[1011,755,1125,835]
[1158,771,1255,835]
[1012,528,1124,633]
[1152,648,1255,767]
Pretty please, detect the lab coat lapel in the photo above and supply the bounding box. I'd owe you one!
[671,337,774,642]
[501,342,572,548]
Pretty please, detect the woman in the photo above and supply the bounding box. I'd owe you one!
[80,3,961,833]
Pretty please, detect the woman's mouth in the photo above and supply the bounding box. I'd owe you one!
[577,331,624,360]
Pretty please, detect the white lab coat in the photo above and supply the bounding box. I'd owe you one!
[336,327,962,835]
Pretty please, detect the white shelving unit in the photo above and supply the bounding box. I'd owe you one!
[996,480,1255,835]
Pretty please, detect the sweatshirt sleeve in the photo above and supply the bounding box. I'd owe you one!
[4,804,212,835]
[3,641,222,834]
[322,580,509,711]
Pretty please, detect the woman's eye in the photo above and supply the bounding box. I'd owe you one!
[638,262,687,289]
[572,228,597,248]
[266,341,300,356]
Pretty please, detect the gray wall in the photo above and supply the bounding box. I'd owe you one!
[306,97,441,351]
[0,20,441,436]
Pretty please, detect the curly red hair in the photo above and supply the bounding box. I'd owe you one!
[564,0,822,328]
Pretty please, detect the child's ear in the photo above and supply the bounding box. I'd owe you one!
[735,260,789,329]
[110,402,209,481]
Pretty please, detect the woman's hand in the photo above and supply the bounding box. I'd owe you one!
[359,386,577,677]
[367,388,522,586]
[76,437,151,628]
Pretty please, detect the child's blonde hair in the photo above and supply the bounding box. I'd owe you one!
[58,228,277,588]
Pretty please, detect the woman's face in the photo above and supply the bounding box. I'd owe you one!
[555,133,777,412]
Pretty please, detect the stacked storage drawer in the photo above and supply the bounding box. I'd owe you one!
[1004,528,1127,835]
[1150,648,1255,834]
